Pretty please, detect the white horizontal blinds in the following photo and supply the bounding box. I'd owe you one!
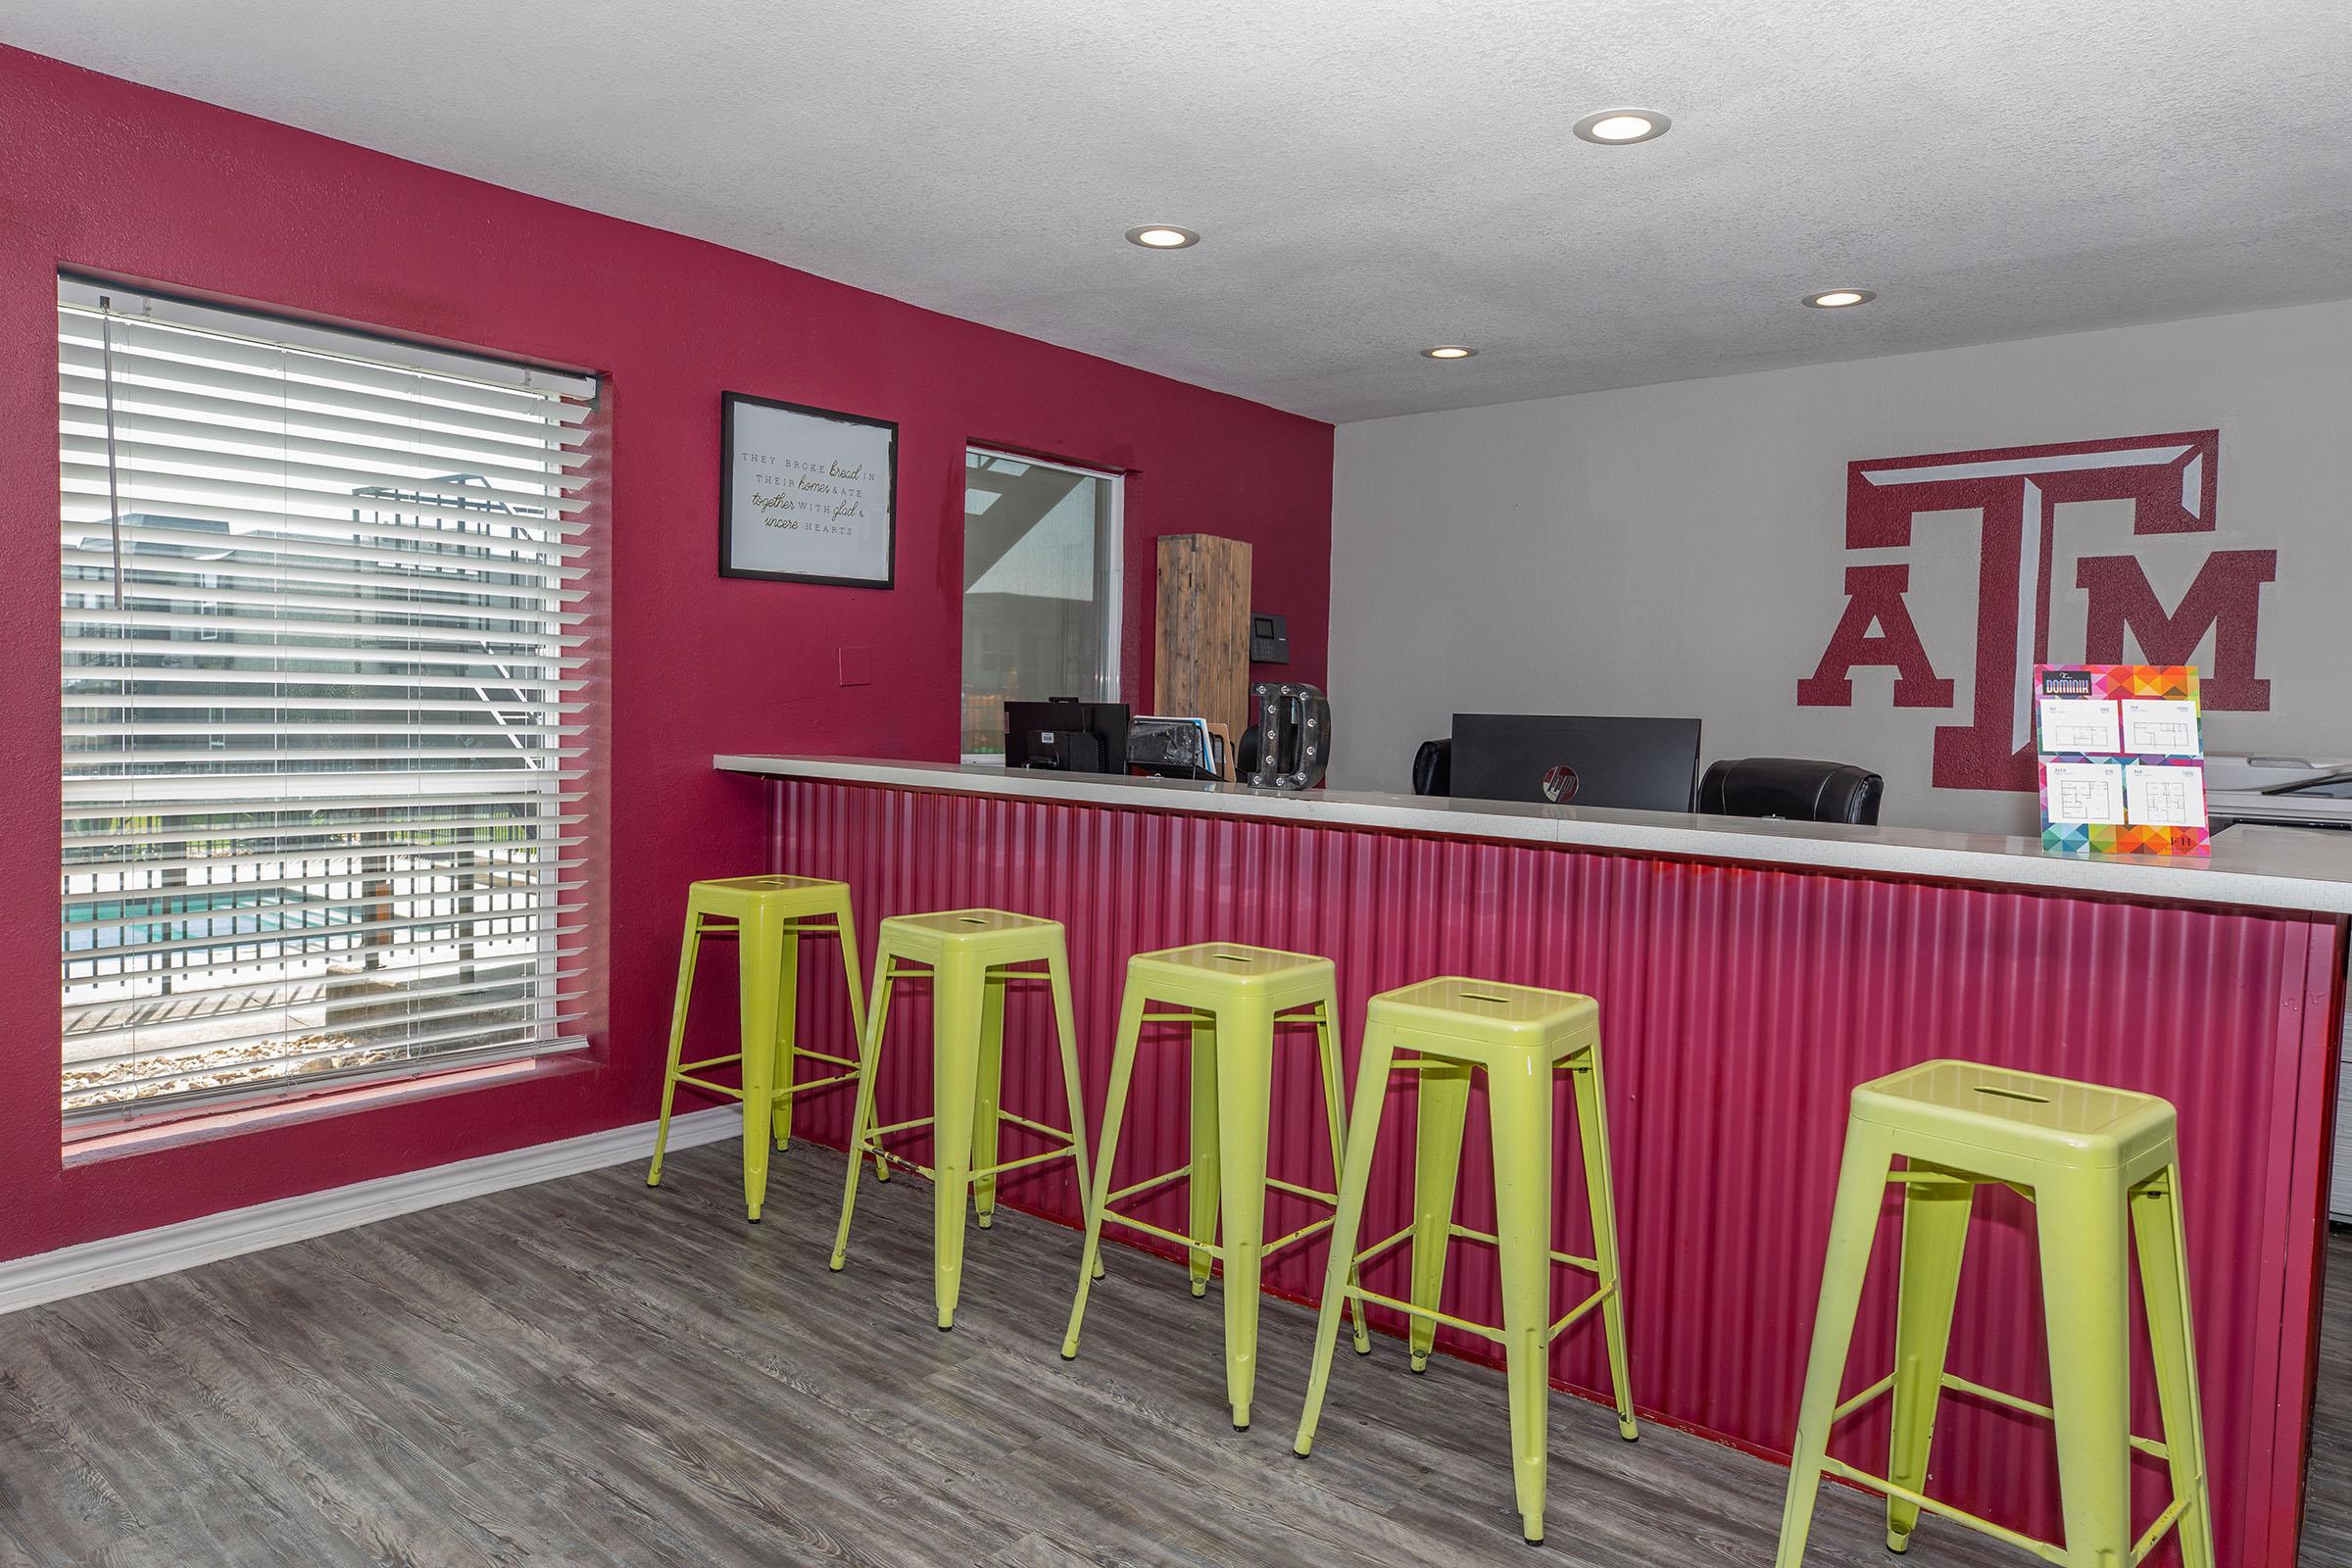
[59,278,598,1122]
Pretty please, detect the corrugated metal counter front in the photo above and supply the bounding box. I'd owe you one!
[716,755,2349,1568]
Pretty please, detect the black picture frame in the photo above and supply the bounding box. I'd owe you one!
[718,391,899,587]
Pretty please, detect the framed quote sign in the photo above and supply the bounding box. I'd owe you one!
[719,392,898,587]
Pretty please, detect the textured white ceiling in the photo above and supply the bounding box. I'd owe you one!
[8,0,2351,421]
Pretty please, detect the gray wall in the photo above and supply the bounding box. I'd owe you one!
[1328,300,2352,833]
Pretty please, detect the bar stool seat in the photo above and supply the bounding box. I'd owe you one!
[1293,976,1638,1545]
[1061,942,1366,1432]
[647,874,869,1221]
[1775,1060,2215,1567]
[829,908,1091,1331]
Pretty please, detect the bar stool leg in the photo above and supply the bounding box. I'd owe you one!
[2131,1163,2216,1568]
[1188,1012,1220,1298]
[735,899,786,1222]
[1308,991,1371,1355]
[829,940,898,1271]
[1406,1058,1471,1372]
[1569,1046,1639,1442]
[1063,982,1148,1356]
[767,933,800,1154]
[1043,935,1096,1265]
[1569,1049,1638,1442]
[646,907,704,1188]
[1885,1171,1974,1552]
[929,951,990,1330]
[971,973,1007,1228]
[1775,1124,1897,1567]
[1489,1056,1557,1544]
[1295,1019,1397,1458]
[1213,997,1278,1430]
[832,906,883,1182]
[2036,1176,2133,1568]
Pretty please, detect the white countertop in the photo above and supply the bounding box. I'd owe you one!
[714,754,2352,916]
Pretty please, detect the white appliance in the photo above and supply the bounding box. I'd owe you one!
[2205,752,2352,830]
[2204,754,2352,1222]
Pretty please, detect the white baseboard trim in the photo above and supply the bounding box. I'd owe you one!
[0,1105,743,1317]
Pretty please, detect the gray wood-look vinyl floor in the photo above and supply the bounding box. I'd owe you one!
[0,1142,2344,1567]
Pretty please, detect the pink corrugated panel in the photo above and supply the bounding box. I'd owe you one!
[763,778,2340,1568]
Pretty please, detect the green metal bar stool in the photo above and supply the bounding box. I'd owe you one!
[829,908,1092,1331]
[1776,1060,2215,1568]
[647,874,871,1222]
[1294,976,1638,1546]
[1060,942,1367,1432]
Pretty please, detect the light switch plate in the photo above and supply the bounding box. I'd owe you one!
[838,646,871,687]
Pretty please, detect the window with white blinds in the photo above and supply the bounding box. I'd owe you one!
[59,278,598,1126]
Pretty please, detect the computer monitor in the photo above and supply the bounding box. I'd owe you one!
[1447,713,1702,811]
[1004,700,1130,774]
[1128,715,1223,781]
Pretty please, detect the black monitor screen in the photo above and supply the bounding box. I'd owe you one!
[1448,713,1702,811]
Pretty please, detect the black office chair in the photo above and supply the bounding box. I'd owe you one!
[1698,757,1884,825]
[1411,738,1451,797]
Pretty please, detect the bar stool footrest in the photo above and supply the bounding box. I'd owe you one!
[1099,1210,1209,1252]
[1432,1220,1600,1274]
[1106,1164,1194,1206]
[677,1053,746,1072]
[777,1069,859,1097]
[856,1110,1082,1182]
[1092,1205,1329,1260]
[862,1145,937,1181]
[1335,1279,1618,1347]
[974,1144,1081,1180]
[1264,1176,1338,1204]
[1264,1215,1336,1255]
[1830,1368,2172,1460]
[1341,1284,1507,1345]
[994,1110,1079,1146]
[1336,1217,1612,1340]
[865,1113,940,1142]
[672,1069,862,1102]
[1093,1168,1345,1263]
[1818,1457,2072,1565]
[1826,1373,2189,1566]
[669,1074,746,1099]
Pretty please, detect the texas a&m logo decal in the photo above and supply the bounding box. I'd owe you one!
[1797,430,2275,792]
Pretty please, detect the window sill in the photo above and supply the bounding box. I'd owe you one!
[62,1053,596,1168]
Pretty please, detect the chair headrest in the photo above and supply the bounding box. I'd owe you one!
[1698,757,1885,825]
[1411,738,1452,797]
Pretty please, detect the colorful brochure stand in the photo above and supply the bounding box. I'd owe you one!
[2034,663,2211,857]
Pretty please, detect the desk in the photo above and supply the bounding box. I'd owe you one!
[717,754,2350,1565]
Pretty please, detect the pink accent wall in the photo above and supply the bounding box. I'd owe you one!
[771,777,2340,1568]
[0,45,1332,1263]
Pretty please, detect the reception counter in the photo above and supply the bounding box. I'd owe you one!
[716,754,2350,1566]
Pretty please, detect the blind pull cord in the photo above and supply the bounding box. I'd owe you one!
[97,297,125,612]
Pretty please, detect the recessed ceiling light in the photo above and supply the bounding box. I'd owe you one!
[1125,224,1200,249]
[1421,345,1479,360]
[1802,288,1877,309]
[1573,109,1670,145]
